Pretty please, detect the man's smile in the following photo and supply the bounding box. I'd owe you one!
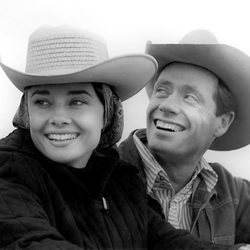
[154,119,185,132]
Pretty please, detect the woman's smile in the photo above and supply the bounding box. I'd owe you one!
[45,133,79,142]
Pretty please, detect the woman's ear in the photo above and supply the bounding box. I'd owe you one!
[214,111,235,138]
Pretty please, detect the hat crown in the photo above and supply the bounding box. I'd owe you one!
[179,29,218,44]
[25,25,109,75]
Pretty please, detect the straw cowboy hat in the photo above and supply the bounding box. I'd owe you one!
[145,29,250,151]
[0,25,157,101]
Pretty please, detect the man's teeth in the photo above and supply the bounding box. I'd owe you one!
[156,120,184,132]
[47,133,78,141]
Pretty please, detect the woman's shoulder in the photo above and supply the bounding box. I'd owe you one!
[0,128,37,155]
[0,149,46,185]
[0,129,50,186]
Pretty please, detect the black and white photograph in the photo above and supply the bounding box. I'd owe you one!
[0,0,250,249]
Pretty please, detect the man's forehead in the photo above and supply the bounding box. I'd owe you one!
[158,62,219,83]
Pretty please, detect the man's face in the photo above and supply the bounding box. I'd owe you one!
[28,83,104,168]
[146,62,226,162]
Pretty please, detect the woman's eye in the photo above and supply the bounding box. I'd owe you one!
[70,99,87,106]
[34,99,50,108]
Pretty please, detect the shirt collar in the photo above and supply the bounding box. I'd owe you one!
[133,129,218,194]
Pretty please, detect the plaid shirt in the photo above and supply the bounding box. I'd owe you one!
[133,129,218,230]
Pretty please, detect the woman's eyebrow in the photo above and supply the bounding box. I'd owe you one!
[31,90,50,97]
[67,90,92,97]
[30,89,92,97]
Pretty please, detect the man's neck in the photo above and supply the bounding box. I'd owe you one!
[155,154,201,193]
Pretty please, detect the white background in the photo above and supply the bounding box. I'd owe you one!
[0,0,250,178]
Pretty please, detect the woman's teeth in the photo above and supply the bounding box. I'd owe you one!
[47,133,78,141]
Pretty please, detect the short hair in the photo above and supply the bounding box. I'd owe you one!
[214,79,237,116]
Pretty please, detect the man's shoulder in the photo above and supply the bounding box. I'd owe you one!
[210,162,241,180]
[209,162,248,195]
[119,129,137,145]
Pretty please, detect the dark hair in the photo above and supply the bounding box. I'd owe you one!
[92,83,117,105]
[214,79,237,116]
[92,83,105,105]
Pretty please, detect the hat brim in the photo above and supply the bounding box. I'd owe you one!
[0,54,157,102]
[146,43,250,150]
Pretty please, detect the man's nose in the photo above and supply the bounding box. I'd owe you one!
[158,94,181,115]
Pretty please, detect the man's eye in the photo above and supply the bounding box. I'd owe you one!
[154,87,169,96]
[185,94,199,103]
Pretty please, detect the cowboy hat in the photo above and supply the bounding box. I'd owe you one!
[0,25,157,101]
[145,29,250,151]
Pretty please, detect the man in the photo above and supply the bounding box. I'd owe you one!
[119,30,250,246]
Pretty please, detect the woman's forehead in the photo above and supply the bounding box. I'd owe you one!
[28,82,95,95]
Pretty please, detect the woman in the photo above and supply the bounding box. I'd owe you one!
[0,25,242,250]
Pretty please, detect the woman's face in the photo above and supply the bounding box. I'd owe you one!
[27,83,104,168]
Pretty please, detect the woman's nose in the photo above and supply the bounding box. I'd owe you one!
[48,109,72,127]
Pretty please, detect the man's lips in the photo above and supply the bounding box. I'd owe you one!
[154,119,186,132]
[45,133,79,141]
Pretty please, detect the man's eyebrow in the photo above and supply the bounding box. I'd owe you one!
[183,84,200,93]
[67,90,92,97]
[31,90,50,97]
[155,80,172,87]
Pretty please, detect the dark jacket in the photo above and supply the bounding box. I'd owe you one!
[118,129,250,246]
[0,129,243,250]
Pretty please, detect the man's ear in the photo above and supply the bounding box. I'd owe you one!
[214,111,235,138]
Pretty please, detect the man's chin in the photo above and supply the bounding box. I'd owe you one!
[148,140,183,157]
[148,141,169,155]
